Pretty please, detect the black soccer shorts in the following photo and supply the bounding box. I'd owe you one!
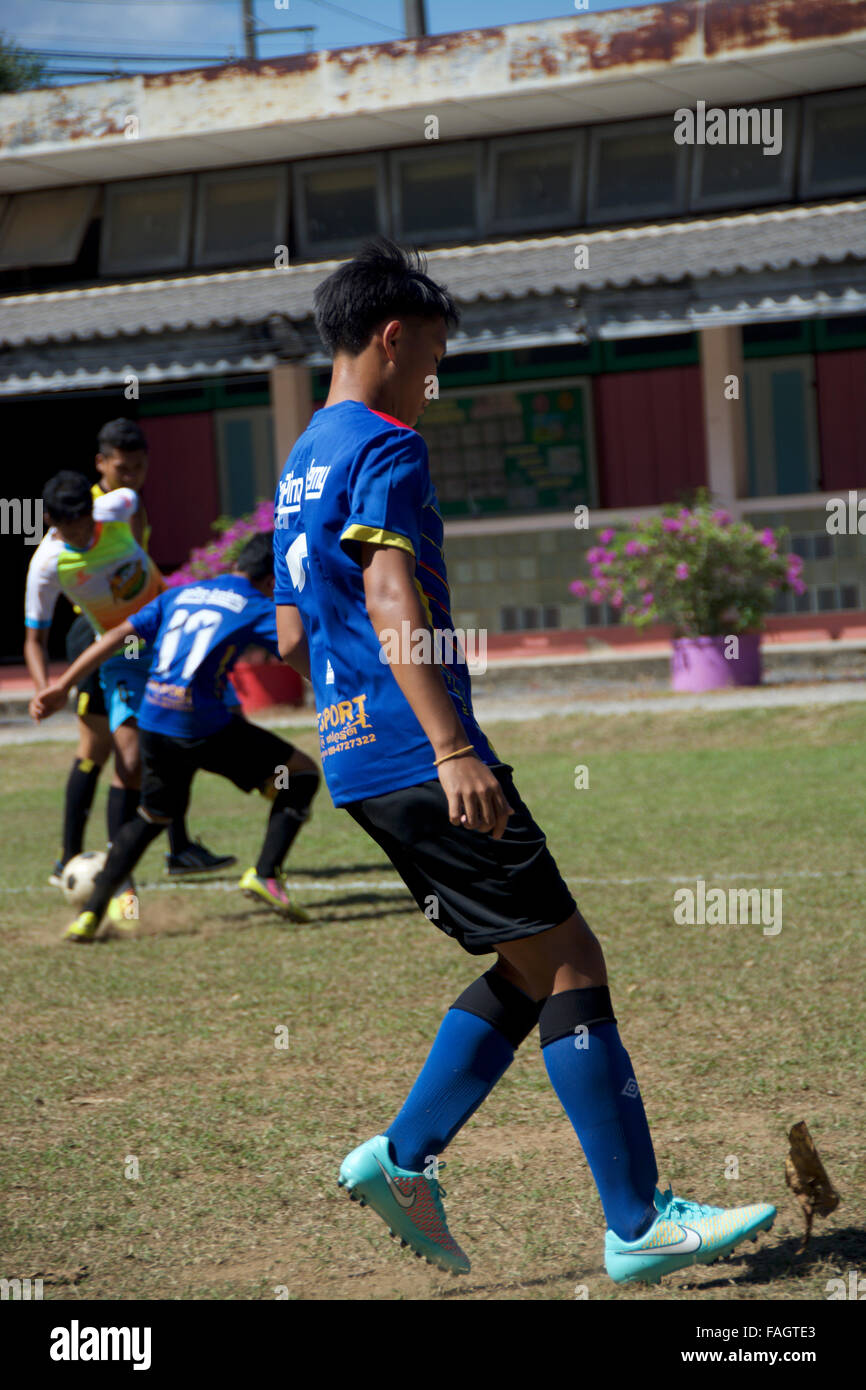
[344,763,577,956]
[66,612,107,719]
[138,717,297,823]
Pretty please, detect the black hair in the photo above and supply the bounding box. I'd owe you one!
[98,418,147,455]
[313,236,460,357]
[42,471,94,523]
[234,532,275,584]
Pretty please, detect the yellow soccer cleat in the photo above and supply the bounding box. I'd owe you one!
[63,911,99,943]
[107,887,139,932]
[239,867,310,922]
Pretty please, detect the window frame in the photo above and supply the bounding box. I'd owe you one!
[292,151,388,260]
[800,86,866,198]
[586,115,689,225]
[689,100,799,213]
[486,128,585,234]
[390,140,485,244]
[193,164,288,269]
[0,185,99,271]
[100,174,194,276]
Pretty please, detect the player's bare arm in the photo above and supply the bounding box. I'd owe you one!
[23,626,51,694]
[275,604,311,680]
[360,541,511,838]
[30,619,135,722]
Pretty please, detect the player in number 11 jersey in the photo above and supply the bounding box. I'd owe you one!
[31,534,320,942]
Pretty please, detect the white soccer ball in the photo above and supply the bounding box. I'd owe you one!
[61,851,107,906]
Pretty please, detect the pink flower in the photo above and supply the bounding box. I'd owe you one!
[787,553,804,572]
[642,592,654,606]
[590,588,604,604]
[610,590,624,608]
[712,509,732,526]
[675,562,689,580]
[759,528,777,550]
[662,518,682,532]
[625,539,642,557]
[678,508,692,519]
[601,549,617,565]
[587,547,603,564]
[570,580,587,597]
[792,577,807,595]
[599,528,616,544]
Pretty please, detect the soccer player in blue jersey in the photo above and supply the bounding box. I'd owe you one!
[270,238,776,1285]
[31,534,319,942]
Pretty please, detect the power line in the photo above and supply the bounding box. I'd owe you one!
[29,1,245,6]
[308,0,403,35]
[28,48,235,62]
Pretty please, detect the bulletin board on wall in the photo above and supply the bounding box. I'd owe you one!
[418,377,596,517]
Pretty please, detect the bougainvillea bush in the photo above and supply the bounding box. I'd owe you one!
[570,493,806,637]
[166,500,274,587]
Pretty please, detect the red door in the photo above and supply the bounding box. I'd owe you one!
[594,367,707,507]
[138,413,220,572]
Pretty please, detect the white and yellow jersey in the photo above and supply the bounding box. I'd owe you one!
[91,482,152,551]
[25,488,164,637]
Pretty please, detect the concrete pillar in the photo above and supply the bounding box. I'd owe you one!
[699,325,748,516]
[269,361,314,479]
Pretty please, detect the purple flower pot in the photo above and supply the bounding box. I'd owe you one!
[671,634,762,692]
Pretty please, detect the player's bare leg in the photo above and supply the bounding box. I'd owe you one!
[493,910,607,999]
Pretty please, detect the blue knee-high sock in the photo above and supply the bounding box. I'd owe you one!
[601,1022,659,1208]
[542,1020,657,1242]
[386,1008,516,1173]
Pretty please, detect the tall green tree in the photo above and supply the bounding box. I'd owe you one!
[0,34,47,93]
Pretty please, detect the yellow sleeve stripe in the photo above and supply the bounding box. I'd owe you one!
[340,524,415,558]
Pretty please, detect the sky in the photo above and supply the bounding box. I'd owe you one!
[1,0,683,82]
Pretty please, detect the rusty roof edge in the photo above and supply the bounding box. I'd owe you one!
[4,1,866,157]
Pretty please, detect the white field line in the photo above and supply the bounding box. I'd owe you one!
[2,868,865,896]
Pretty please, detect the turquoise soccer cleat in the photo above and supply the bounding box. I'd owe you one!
[605,1185,776,1284]
[338,1134,470,1274]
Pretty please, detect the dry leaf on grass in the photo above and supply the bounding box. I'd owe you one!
[785,1120,840,1251]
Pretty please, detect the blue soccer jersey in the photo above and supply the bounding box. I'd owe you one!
[129,574,279,737]
[272,400,496,806]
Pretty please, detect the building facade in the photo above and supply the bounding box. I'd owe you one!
[2,0,865,661]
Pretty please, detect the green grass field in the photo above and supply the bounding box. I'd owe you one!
[1,704,864,1301]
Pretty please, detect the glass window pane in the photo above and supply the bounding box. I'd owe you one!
[102,178,190,273]
[398,151,477,237]
[591,124,683,219]
[813,533,832,560]
[805,93,866,194]
[493,140,574,224]
[301,162,381,248]
[817,586,837,612]
[198,171,282,263]
[0,187,97,270]
[695,108,794,209]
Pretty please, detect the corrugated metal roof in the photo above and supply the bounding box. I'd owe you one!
[1,199,864,349]
[2,275,864,395]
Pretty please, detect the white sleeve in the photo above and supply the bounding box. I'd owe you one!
[93,487,138,523]
[24,532,64,630]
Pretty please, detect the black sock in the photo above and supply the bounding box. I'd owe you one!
[255,772,319,878]
[62,757,103,862]
[85,816,165,918]
[167,819,191,856]
[106,786,140,846]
